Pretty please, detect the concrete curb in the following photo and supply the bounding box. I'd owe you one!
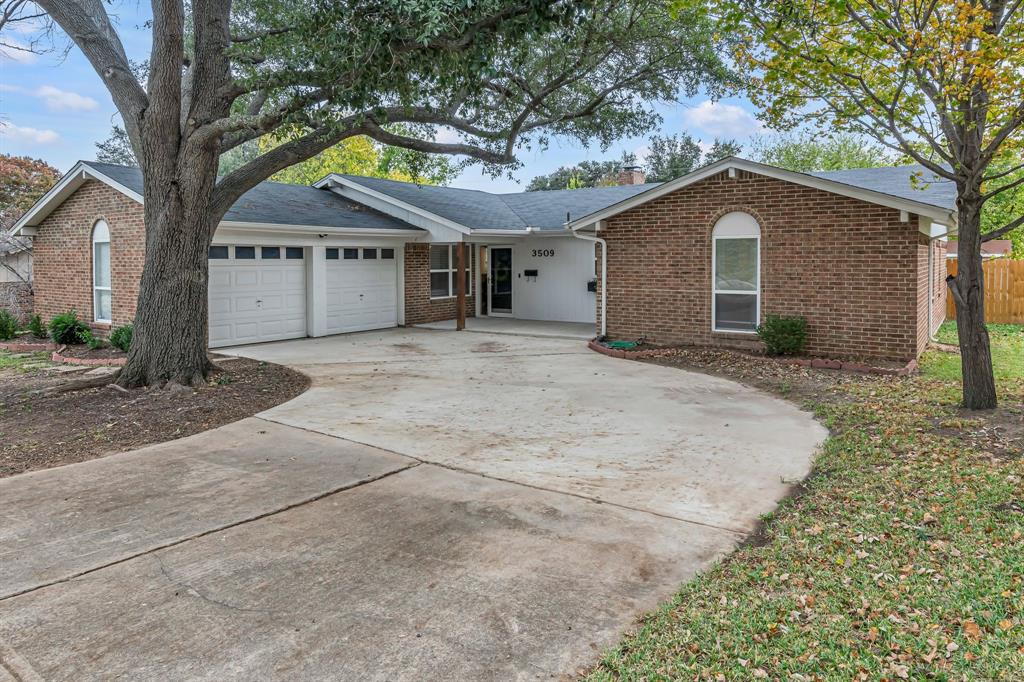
[51,350,127,367]
[0,341,56,352]
[587,339,918,377]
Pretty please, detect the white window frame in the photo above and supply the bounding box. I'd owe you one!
[711,212,760,334]
[429,244,472,299]
[92,219,112,323]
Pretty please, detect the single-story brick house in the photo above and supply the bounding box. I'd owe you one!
[13,157,954,361]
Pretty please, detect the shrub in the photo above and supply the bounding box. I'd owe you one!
[0,310,16,340]
[110,323,133,352]
[757,315,808,356]
[48,310,92,345]
[27,314,46,339]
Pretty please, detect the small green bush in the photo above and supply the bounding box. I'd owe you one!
[757,315,808,356]
[48,310,92,345]
[0,310,16,341]
[110,323,133,352]
[27,314,46,339]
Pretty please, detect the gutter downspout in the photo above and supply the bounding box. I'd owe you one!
[573,226,607,338]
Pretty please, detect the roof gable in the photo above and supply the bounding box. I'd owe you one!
[566,157,958,231]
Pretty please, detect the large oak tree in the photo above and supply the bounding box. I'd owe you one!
[724,0,1024,409]
[25,0,730,387]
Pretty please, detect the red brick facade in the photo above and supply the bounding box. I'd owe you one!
[403,242,476,325]
[599,170,945,361]
[33,180,145,330]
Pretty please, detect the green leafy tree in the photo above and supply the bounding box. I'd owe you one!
[28,0,730,387]
[751,132,893,172]
[644,133,742,182]
[527,152,638,191]
[725,0,1024,409]
[95,126,138,166]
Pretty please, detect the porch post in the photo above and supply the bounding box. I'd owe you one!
[456,241,466,331]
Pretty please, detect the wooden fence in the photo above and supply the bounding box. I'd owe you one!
[946,258,1024,324]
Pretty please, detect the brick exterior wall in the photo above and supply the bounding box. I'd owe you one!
[403,242,476,325]
[599,170,931,362]
[33,180,145,330]
[915,236,948,355]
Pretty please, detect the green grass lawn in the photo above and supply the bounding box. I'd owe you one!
[588,326,1024,681]
[0,350,52,371]
[922,322,1024,382]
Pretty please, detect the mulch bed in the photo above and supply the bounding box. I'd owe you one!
[0,357,310,478]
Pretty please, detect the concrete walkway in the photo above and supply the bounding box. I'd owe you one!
[414,317,594,340]
[0,328,826,681]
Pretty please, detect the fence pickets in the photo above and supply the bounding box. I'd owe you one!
[946,258,1024,324]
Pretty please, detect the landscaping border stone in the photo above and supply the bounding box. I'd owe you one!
[51,350,127,367]
[0,341,56,352]
[587,339,918,377]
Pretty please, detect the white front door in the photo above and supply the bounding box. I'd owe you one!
[208,245,307,348]
[324,246,399,334]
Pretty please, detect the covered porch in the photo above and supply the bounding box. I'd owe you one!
[415,316,594,340]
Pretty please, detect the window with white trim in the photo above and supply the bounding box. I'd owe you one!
[712,212,760,332]
[92,220,112,322]
[429,244,472,299]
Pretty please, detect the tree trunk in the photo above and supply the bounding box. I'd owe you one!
[118,162,219,388]
[948,192,997,409]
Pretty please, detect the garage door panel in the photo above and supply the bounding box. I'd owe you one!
[324,255,398,336]
[208,254,306,348]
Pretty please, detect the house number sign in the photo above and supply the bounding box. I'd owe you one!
[531,249,556,257]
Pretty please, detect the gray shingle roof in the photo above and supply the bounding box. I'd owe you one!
[338,174,658,230]
[809,164,957,211]
[85,162,421,231]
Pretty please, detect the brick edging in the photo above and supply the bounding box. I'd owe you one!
[0,340,57,352]
[51,349,127,366]
[587,339,918,377]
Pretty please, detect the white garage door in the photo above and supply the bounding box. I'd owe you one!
[208,245,307,348]
[325,246,399,335]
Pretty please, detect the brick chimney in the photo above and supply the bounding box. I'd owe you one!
[616,165,646,186]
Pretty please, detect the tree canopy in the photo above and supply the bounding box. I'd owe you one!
[526,152,637,191]
[750,132,893,172]
[0,154,60,231]
[645,133,741,182]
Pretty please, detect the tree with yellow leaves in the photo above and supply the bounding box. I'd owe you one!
[724,0,1024,409]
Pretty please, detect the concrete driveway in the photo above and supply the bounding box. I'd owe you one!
[0,328,826,681]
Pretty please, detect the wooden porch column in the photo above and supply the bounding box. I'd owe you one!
[456,242,466,330]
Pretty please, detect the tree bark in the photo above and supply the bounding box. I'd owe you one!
[118,159,220,388]
[948,190,997,410]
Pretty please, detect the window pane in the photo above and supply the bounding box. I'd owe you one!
[95,289,112,321]
[208,245,229,259]
[429,244,449,270]
[261,246,280,259]
[381,248,395,260]
[714,238,757,291]
[285,247,304,259]
[235,246,256,259]
[430,271,450,298]
[715,293,757,331]
[343,248,359,260]
[93,242,110,287]
[326,248,339,260]
[363,248,377,260]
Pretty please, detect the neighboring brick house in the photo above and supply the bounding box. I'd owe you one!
[14,158,955,360]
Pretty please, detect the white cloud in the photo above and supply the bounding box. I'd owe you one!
[433,126,461,145]
[0,121,59,144]
[0,40,38,64]
[34,85,99,112]
[682,101,764,139]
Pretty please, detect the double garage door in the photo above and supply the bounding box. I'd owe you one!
[208,245,398,348]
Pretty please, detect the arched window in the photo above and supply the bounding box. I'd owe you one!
[92,220,112,322]
[712,212,760,332]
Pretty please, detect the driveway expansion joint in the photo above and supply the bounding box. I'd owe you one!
[253,415,750,538]
[0,452,419,603]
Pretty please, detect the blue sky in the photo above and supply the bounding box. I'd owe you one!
[0,6,765,193]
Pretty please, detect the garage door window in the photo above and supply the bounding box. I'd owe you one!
[381,248,395,259]
[235,246,256,259]
[286,247,304,259]
[261,246,280,259]
[92,220,112,323]
[429,244,472,299]
[208,245,229,259]
[326,248,339,260]
[344,248,359,260]
[712,212,760,333]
